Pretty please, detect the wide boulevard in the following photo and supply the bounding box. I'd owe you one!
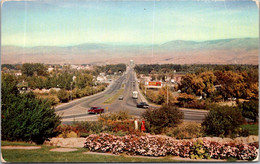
[55,67,208,124]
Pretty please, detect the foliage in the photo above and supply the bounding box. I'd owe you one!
[37,95,60,106]
[164,122,203,139]
[21,63,47,76]
[202,105,245,137]
[238,100,259,122]
[1,91,61,144]
[57,89,70,102]
[1,73,19,103]
[99,111,132,121]
[142,105,184,134]
[75,73,93,89]
[71,121,103,136]
[179,74,205,96]
[155,86,175,105]
[199,71,216,96]
[181,100,207,109]
[134,64,258,75]
[96,64,126,75]
[177,93,196,103]
[190,139,210,159]
[214,71,246,99]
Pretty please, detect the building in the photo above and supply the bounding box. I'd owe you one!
[130,60,134,67]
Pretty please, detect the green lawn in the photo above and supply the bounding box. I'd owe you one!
[241,124,259,135]
[1,141,180,162]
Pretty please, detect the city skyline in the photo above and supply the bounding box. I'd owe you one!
[1,0,259,47]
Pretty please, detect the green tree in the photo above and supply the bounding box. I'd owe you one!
[1,76,61,144]
[75,73,93,89]
[21,63,47,77]
[202,105,245,137]
[142,105,183,134]
[238,100,259,122]
[57,89,70,102]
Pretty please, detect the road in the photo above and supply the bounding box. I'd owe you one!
[55,67,208,124]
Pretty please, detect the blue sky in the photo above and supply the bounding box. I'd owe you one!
[1,0,259,47]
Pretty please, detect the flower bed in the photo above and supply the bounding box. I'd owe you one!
[84,133,258,160]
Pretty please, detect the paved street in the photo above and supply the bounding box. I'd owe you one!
[55,68,208,124]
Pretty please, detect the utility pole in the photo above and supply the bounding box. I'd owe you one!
[166,76,168,106]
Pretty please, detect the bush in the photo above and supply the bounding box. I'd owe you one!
[71,121,103,135]
[49,89,57,95]
[238,100,258,122]
[2,92,61,144]
[182,100,206,109]
[99,111,132,121]
[190,139,210,159]
[57,89,70,102]
[142,105,183,134]
[202,105,245,137]
[46,95,59,106]
[164,122,203,139]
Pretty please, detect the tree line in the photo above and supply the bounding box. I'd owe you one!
[134,64,258,75]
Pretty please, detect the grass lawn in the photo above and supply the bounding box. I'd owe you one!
[1,141,180,162]
[241,124,259,135]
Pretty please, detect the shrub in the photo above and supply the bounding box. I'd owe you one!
[238,100,259,122]
[55,124,80,138]
[2,92,61,144]
[46,95,59,106]
[164,122,203,139]
[190,139,210,159]
[142,105,183,134]
[71,121,103,135]
[49,89,57,95]
[99,111,132,121]
[57,89,70,102]
[237,128,250,137]
[202,105,245,137]
[182,100,206,109]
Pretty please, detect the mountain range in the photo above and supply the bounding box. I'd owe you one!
[1,38,259,65]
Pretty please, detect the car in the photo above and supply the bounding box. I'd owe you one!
[136,102,149,108]
[88,107,104,114]
[118,95,124,100]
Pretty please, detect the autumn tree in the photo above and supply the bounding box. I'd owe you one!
[199,71,216,97]
[156,86,175,105]
[214,71,246,99]
[179,74,205,96]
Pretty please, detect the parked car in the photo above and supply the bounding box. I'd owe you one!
[136,102,149,108]
[88,107,104,114]
[118,95,124,100]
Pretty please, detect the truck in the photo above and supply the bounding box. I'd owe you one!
[132,91,138,99]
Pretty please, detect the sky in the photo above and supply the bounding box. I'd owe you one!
[1,0,259,47]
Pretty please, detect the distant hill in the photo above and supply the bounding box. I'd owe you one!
[1,38,259,65]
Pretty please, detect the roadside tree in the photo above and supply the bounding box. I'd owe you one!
[142,105,183,134]
[202,105,245,137]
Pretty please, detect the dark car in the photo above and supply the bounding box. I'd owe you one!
[136,102,149,108]
[88,107,104,114]
[118,95,124,100]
